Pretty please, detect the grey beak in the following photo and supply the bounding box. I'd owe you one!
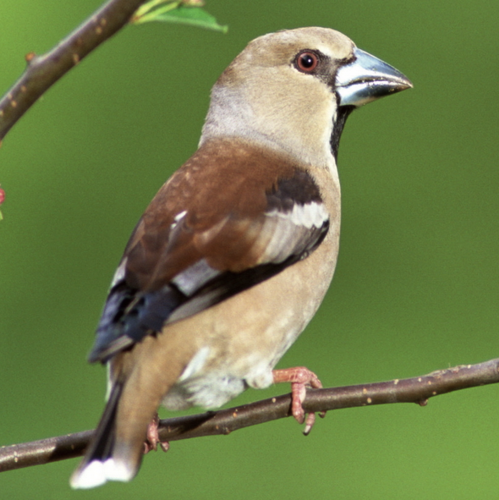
[336,48,413,107]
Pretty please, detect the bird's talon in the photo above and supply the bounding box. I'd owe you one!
[273,366,326,434]
[302,412,316,435]
[144,413,169,454]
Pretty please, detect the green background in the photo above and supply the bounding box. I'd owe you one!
[1,0,499,498]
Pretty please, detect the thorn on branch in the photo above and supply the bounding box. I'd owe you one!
[25,52,36,63]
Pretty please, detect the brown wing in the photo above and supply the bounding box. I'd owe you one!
[89,138,329,362]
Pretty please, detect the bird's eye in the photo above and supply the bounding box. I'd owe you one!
[294,51,319,73]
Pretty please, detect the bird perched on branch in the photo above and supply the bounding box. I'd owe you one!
[71,26,412,489]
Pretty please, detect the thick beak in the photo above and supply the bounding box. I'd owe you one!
[336,48,413,107]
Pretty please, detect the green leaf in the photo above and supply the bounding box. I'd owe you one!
[134,4,228,33]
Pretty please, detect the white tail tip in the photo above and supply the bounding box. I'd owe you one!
[70,458,135,489]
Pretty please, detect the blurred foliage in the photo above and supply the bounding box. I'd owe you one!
[132,0,228,32]
[1,0,499,498]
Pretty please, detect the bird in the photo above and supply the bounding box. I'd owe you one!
[70,26,412,489]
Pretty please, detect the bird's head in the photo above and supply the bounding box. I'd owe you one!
[201,27,412,169]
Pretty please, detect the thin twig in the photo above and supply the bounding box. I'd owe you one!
[1,358,498,472]
[0,0,147,142]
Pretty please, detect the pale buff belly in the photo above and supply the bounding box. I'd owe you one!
[161,220,339,411]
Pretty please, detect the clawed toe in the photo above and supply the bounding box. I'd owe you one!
[144,413,169,454]
[272,366,325,434]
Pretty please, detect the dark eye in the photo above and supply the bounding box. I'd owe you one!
[294,51,319,73]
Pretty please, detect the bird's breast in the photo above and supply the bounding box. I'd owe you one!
[162,169,341,411]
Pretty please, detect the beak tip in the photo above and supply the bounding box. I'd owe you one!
[403,78,414,89]
[336,48,413,107]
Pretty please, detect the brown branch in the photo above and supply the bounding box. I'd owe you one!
[0,0,148,142]
[1,358,498,473]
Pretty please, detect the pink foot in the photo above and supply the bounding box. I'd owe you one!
[272,366,325,435]
[144,413,170,454]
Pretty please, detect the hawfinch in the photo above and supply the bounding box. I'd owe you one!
[71,27,412,489]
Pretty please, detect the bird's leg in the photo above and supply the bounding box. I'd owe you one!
[144,413,170,453]
[272,366,325,435]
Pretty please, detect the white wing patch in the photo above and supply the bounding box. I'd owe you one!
[267,201,328,229]
[171,259,219,295]
[254,202,328,265]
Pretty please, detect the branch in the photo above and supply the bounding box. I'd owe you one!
[0,0,147,142]
[1,358,498,473]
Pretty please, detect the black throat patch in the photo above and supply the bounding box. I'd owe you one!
[330,105,354,161]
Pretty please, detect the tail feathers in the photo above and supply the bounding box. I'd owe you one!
[70,381,142,489]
